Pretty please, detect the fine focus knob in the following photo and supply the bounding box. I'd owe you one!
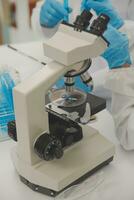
[34,133,63,161]
[54,146,64,159]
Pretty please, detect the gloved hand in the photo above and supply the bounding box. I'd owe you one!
[40,0,71,28]
[102,25,131,69]
[83,0,124,29]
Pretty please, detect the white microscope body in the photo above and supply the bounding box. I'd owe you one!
[11,23,115,197]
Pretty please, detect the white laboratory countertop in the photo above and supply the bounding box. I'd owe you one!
[0,42,134,200]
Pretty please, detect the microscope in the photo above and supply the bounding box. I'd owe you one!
[8,11,115,197]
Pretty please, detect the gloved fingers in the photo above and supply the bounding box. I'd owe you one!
[47,6,64,20]
[40,9,63,27]
[40,17,48,27]
[50,0,68,17]
[41,4,63,20]
[103,25,125,43]
[102,49,131,69]
[41,17,59,28]
[40,0,69,27]
[44,3,67,20]
[40,15,55,28]
[85,0,111,13]
[102,31,131,69]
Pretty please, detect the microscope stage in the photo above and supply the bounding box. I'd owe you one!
[11,125,114,197]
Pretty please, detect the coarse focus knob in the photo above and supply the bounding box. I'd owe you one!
[34,133,63,161]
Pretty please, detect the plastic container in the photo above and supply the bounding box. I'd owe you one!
[0,66,20,141]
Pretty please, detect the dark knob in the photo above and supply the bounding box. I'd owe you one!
[54,146,63,159]
[90,14,110,36]
[34,133,63,161]
[8,120,17,142]
[74,10,93,32]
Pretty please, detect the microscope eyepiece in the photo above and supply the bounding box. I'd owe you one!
[90,14,110,36]
[73,10,93,32]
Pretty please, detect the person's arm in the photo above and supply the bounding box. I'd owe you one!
[104,67,134,150]
[102,25,131,69]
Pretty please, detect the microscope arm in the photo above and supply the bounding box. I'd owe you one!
[13,22,108,165]
[12,58,88,165]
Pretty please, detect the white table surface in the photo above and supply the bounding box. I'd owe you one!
[0,42,134,200]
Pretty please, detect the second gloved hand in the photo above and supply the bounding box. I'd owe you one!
[84,0,124,29]
[40,0,71,28]
[102,25,131,69]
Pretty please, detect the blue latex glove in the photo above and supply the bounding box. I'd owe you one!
[83,0,124,29]
[0,72,15,110]
[40,0,71,28]
[102,25,131,69]
[0,72,15,133]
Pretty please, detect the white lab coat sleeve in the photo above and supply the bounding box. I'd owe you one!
[31,1,59,39]
[104,67,134,150]
[90,57,111,100]
[119,20,134,62]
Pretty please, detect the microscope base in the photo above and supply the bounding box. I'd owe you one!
[19,156,113,197]
[11,127,115,197]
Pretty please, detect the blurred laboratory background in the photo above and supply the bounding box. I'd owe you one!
[0,0,134,45]
[0,0,40,44]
